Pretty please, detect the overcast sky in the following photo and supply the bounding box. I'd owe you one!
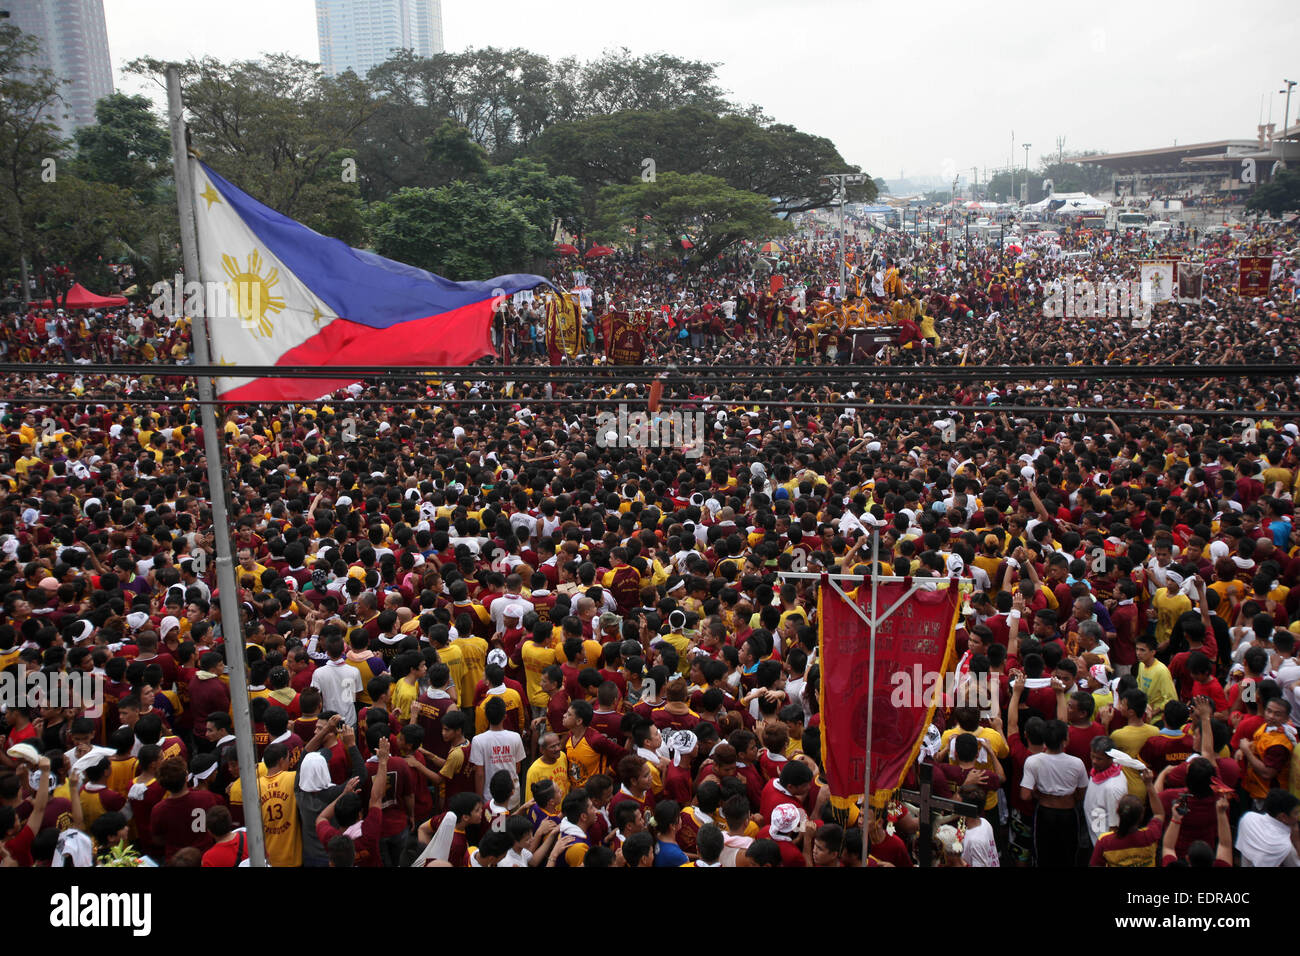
[105,0,1300,184]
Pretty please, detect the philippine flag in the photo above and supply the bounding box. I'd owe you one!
[191,162,551,402]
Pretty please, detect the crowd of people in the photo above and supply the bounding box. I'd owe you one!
[2,207,1300,869]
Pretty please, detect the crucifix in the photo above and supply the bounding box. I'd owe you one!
[897,763,983,867]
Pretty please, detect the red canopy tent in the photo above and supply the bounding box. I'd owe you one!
[585,245,615,259]
[30,283,129,310]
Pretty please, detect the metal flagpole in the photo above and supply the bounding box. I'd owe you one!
[166,64,268,867]
[861,529,880,866]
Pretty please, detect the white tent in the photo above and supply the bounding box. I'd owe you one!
[1024,192,1111,216]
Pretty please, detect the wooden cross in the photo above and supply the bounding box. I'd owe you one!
[897,763,983,867]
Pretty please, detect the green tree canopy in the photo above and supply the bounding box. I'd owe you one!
[369,182,549,280]
[1247,168,1300,217]
[531,106,872,226]
[595,171,789,263]
[72,92,170,201]
[0,23,66,291]
[126,54,375,233]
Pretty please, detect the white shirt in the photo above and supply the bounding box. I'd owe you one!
[1237,811,1300,867]
[500,846,533,868]
[489,593,534,633]
[1275,658,1300,719]
[1084,772,1131,843]
[469,728,526,807]
[961,817,1000,867]
[1021,751,1088,796]
[311,659,362,727]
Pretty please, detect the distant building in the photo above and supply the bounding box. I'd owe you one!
[315,0,445,78]
[5,0,115,139]
[1078,130,1298,199]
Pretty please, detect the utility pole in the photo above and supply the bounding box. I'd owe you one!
[1056,135,1066,166]
[1023,143,1032,203]
[970,167,978,200]
[166,65,268,867]
[1010,130,1015,202]
[820,172,865,297]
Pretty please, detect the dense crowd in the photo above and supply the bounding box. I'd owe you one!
[2,210,1300,869]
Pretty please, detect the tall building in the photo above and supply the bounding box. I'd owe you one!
[5,0,114,138]
[316,0,445,78]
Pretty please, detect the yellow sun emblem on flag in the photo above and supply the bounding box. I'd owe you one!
[221,249,285,339]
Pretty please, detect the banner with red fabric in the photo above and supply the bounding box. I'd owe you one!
[1238,257,1274,297]
[818,578,960,807]
[601,310,646,365]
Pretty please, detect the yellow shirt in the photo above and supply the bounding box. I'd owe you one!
[475,686,527,735]
[436,644,470,708]
[521,639,559,707]
[391,677,421,724]
[1136,660,1177,720]
[525,753,570,801]
[229,765,300,866]
[1152,588,1192,648]
[937,727,1008,810]
[1111,724,1161,797]
[259,769,300,868]
[452,635,489,703]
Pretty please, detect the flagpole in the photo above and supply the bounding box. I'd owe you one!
[166,64,268,867]
[861,528,879,866]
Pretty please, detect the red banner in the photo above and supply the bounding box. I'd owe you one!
[818,579,959,807]
[1238,257,1274,297]
[601,310,646,365]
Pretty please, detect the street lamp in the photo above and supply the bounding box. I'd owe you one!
[820,172,866,297]
[1022,143,1031,204]
[1282,80,1296,158]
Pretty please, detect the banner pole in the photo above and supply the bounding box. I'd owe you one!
[861,529,880,865]
[166,64,268,867]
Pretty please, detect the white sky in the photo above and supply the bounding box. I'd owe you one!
[105,0,1300,183]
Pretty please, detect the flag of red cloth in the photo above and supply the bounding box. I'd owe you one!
[1238,257,1273,297]
[818,578,959,807]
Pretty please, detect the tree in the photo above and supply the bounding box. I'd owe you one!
[874,177,890,195]
[424,119,489,185]
[594,171,789,264]
[362,47,555,165]
[530,107,872,226]
[30,177,138,295]
[0,23,67,298]
[72,92,170,202]
[483,158,580,241]
[126,55,377,233]
[550,48,731,122]
[1247,168,1300,217]
[368,183,549,280]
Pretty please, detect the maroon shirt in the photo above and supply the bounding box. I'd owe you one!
[589,709,624,743]
[1139,731,1196,774]
[317,805,383,866]
[365,757,415,837]
[188,674,231,731]
[151,789,224,862]
[1066,722,1106,771]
